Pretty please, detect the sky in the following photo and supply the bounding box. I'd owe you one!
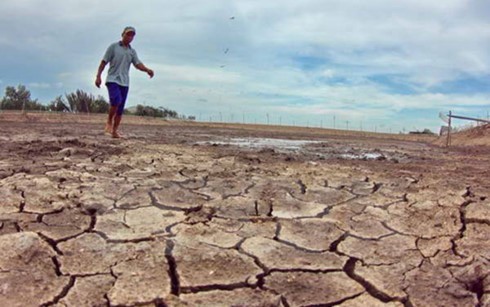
[1,0,490,133]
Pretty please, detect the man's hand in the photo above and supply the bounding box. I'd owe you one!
[135,63,154,78]
[95,61,107,88]
[95,75,102,88]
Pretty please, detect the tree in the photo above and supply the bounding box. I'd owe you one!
[48,90,109,113]
[159,106,177,118]
[1,84,44,111]
[48,95,69,112]
[90,95,109,113]
[65,90,93,113]
[133,104,179,118]
[422,128,435,135]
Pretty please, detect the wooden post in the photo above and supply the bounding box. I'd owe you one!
[446,111,452,147]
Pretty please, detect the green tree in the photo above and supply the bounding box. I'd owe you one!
[50,90,109,113]
[48,95,69,112]
[162,107,177,118]
[135,104,146,116]
[65,90,92,113]
[1,84,42,111]
[134,104,179,118]
[90,95,109,113]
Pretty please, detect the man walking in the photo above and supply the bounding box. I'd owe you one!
[95,26,154,138]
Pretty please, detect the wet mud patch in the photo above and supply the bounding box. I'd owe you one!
[198,136,416,163]
[2,138,125,160]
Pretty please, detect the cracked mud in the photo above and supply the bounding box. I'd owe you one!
[1,120,489,307]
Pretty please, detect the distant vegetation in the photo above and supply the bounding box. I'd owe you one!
[133,104,178,118]
[0,85,46,111]
[0,84,181,119]
[49,90,110,113]
[408,128,436,135]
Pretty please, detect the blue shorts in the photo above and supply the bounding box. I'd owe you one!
[106,82,129,116]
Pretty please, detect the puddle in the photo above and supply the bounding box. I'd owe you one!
[199,137,321,150]
[199,137,399,162]
[340,152,386,160]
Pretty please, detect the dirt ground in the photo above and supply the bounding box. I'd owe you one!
[0,114,489,307]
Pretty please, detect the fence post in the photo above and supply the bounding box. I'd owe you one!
[446,111,452,147]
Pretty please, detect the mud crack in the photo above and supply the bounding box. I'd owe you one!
[344,258,413,306]
[165,240,180,296]
[180,282,253,294]
[40,276,76,307]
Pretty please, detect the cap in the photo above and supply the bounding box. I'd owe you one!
[122,26,136,35]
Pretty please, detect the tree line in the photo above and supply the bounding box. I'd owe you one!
[0,84,180,119]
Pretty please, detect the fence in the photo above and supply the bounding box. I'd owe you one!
[443,111,490,146]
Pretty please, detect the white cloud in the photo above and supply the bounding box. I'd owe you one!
[28,83,52,89]
[1,0,489,132]
[150,63,242,84]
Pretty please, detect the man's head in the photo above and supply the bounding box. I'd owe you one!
[121,26,136,45]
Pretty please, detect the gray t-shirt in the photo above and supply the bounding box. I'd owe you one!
[102,42,142,87]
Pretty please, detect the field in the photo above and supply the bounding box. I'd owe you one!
[1,112,489,307]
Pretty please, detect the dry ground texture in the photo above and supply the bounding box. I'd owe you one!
[0,113,489,307]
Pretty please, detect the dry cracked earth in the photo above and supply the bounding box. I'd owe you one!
[0,120,489,307]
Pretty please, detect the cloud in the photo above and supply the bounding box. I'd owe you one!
[150,63,242,84]
[242,0,490,87]
[0,0,489,132]
[28,82,64,89]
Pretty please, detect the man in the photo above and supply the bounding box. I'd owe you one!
[95,26,154,138]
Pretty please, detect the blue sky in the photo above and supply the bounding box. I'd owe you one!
[1,0,489,133]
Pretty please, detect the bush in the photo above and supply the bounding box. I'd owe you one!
[48,90,109,113]
[133,104,178,118]
[1,85,46,111]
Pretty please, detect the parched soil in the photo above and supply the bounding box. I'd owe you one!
[0,115,489,307]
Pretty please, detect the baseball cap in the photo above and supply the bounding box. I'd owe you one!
[122,26,136,35]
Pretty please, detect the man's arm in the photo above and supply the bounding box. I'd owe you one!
[95,60,107,88]
[135,63,154,78]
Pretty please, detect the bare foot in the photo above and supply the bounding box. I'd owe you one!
[105,124,112,134]
[112,131,122,139]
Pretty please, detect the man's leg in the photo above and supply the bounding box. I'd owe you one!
[106,106,117,133]
[111,85,128,138]
[112,114,123,138]
[105,83,122,134]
